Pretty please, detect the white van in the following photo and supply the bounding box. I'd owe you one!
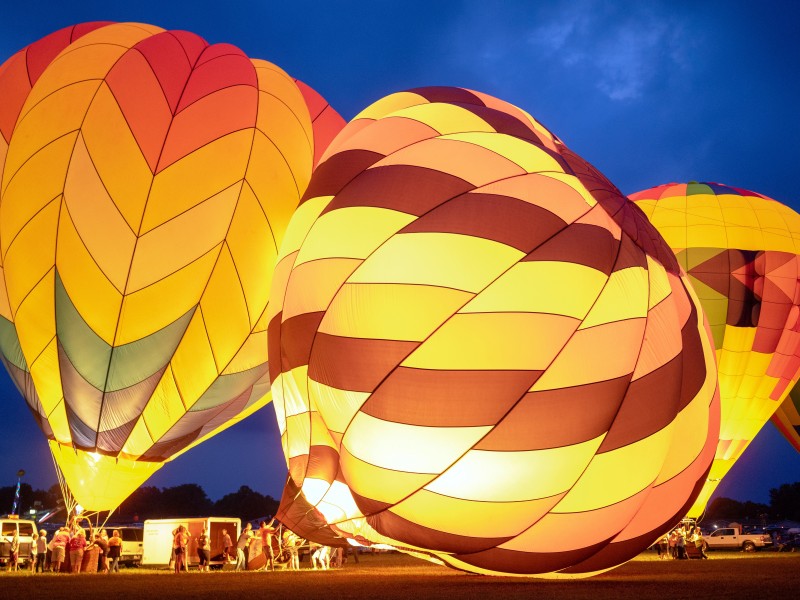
[0,516,37,568]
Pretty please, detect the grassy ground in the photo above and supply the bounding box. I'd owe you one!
[1,551,797,600]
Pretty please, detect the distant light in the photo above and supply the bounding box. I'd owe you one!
[75,504,84,515]
[29,509,36,515]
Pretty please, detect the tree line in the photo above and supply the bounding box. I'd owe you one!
[0,482,279,523]
[704,482,800,522]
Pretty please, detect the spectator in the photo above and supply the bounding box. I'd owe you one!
[68,531,87,573]
[107,530,122,573]
[197,526,210,573]
[259,520,278,572]
[35,529,47,573]
[5,530,19,571]
[173,525,189,574]
[222,529,233,563]
[51,527,71,573]
[284,530,300,570]
[236,523,253,571]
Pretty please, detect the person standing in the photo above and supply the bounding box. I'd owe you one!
[235,523,253,571]
[196,526,210,573]
[50,527,70,573]
[68,531,86,573]
[34,529,47,573]
[259,520,278,572]
[173,525,188,574]
[106,530,122,573]
[5,531,19,571]
[221,529,233,563]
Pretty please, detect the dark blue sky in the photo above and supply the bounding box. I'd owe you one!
[0,1,798,504]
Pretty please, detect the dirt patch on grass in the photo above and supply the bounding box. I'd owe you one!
[2,551,797,600]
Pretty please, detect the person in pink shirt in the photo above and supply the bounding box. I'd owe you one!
[50,527,71,572]
[68,531,87,573]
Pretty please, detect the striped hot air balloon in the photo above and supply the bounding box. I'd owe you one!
[268,87,720,577]
[0,22,343,511]
[631,182,800,516]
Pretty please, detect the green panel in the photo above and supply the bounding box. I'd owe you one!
[55,272,113,390]
[106,306,195,392]
[189,363,265,412]
[687,182,714,196]
[0,315,28,371]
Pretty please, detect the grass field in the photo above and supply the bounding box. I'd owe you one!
[1,551,797,600]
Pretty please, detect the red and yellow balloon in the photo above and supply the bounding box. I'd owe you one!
[268,87,720,577]
[0,22,343,511]
[631,182,800,515]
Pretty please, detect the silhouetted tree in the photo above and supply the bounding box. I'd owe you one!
[117,485,162,520]
[160,484,213,517]
[769,482,800,521]
[214,485,278,521]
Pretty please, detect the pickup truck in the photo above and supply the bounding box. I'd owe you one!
[703,527,773,552]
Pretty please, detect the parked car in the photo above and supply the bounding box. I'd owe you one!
[704,527,772,552]
[0,516,37,568]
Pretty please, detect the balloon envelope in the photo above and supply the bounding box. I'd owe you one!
[0,22,341,510]
[269,87,720,577]
[631,182,800,516]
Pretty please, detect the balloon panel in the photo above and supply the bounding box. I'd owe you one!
[631,182,800,515]
[269,88,720,577]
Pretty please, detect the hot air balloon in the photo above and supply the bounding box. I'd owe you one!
[268,87,720,577]
[0,22,342,512]
[630,182,800,516]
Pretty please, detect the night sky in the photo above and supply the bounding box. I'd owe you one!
[0,0,798,506]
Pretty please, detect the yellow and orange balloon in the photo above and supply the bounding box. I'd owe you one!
[0,22,342,511]
[631,182,800,516]
[268,88,720,577]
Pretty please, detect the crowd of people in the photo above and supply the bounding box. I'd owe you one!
[168,519,347,573]
[656,525,709,560]
[5,518,124,573]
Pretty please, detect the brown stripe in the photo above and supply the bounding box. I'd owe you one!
[679,300,709,412]
[556,532,655,575]
[523,223,619,275]
[301,149,385,203]
[408,86,485,107]
[306,444,340,483]
[366,504,512,554]
[475,376,629,451]
[451,539,610,575]
[597,354,683,453]
[279,311,325,372]
[400,192,568,254]
[268,311,283,382]
[449,102,544,146]
[350,488,394,516]
[96,417,139,455]
[138,428,202,462]
[362,368,541,427]
[321,164,474,217]
[611,232,649,272]
[308,334,419,393]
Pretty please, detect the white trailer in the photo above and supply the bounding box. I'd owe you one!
[142,517,240,568]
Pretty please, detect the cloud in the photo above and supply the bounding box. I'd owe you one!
[525,3,693,101]
[441,1,698,103]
